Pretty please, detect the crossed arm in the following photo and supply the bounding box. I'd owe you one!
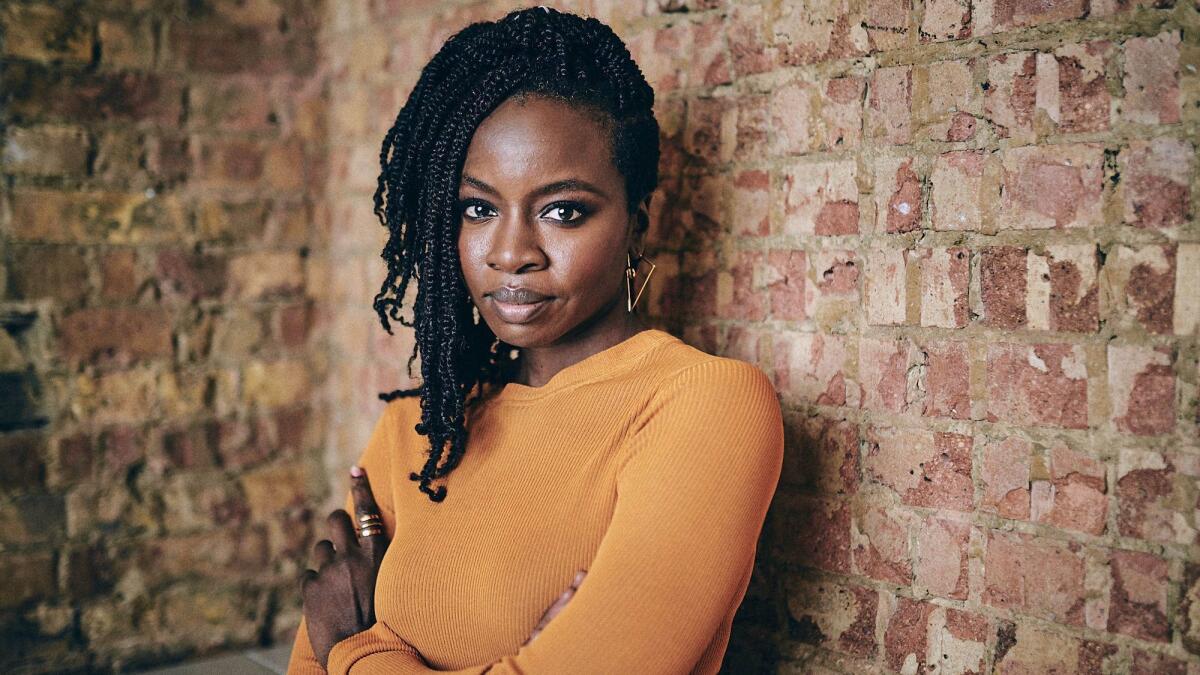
[289,360,784,674]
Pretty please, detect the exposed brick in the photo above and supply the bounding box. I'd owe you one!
[241,359,310,408]
[1183,563,1200,655]
[726,3,775,76]
[859,337,917,414]
[1109,549,1169,642]
[785,577,877,659]
[98,17,156,70]
[0,4,93,62]
[780,160,859,236]
[780,413,859,495]
[884,597,935,672]
[98,249,141,300]
[986,343,1088,429]
[921,0,972,42]
[930,150,987,231]
[916,59,980,142]
[979,246,1027,329]
[806,249,860,325]
[769,77,864,156]
[227,251,304,300]
[913,517,970,599]
[0,552,56,609]
[1035,443,1107,535]
[716,249,766,321]
[772,493,851,574]
[983,530,1086,625]
[980,436,1032,519]
[773,0,869,66]
[1108,344,1175,436]
[764,249,806,320]
[917,247,969,328]
[7,245,89,305]
[866,66,913,145]
[865,0,912,51]
[1130,650,1191,675]
[773,331,858,407]
[730,170,770,237]
[852,505,913,585]
[2,63,184,125]
[865,248,908,326]
[168,17,316,76]
[992,622,1085,672]
[921,340,970,419]
[975,0,1088,36]
[927,608,988,674]
[1119,137,1192,230]
[984,42,1113,140]
[59,307,173,367]
[0,431,47,489]
[1117,448,1199,545]
[864,427,973,511]
[1121,31,1181,125]
[1,125,90,176]
[686,15,730,88]
[997,144,1105,231]
[874,155,923,234]
[156,249,229,302]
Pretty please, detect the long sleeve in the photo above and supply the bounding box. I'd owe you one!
[287,400,406,674]
[326,360,785,675]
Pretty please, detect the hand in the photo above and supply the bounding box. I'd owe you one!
[523,569,586,647]
[301,466,389,668]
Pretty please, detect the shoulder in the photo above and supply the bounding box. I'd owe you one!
[645,336,778,409]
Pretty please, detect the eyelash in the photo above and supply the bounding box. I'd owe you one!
[458,200,590,224]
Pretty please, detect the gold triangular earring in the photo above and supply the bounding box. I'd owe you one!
[626,251,656,312]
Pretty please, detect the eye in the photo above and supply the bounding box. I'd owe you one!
[460,200,496,221]
[541,202,588,224]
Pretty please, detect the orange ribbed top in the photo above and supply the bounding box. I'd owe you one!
[287,328,784,674]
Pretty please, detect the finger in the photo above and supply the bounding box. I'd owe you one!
[350,466,387,552]
[311,540,335,569]
[328,509,357,552]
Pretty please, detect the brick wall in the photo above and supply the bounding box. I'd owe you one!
[3,0,1197,672]
[0,1,328,671]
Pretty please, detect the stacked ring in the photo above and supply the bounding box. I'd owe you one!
[358,513,384,538]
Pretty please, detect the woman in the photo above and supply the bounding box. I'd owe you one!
[287,7,783,674]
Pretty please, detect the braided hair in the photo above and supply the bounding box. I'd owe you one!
[371,7,661,502]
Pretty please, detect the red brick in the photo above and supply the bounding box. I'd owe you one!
[929,608,988,674]
[1043,245,1100,332]
[852,505,913,585]
[0,552,56,609]
[730,170,770,237]
[625,23,687,93]
[780,413,859,495]
[1122,30,1182,125]
[2,63,183,125]
[884,597,935,672]
[1,125,89,177]
[686,15,730,87]
[984,42,1113,140]
[980,246,1027,329]
[1119,137,1192,230]
[772,493,851,574]
[864,427,973,511]
[983,530,1086,625]
[773,332,858,407]
[921,0,972,42]
[0,431,46,490]
[780,160,859,236]
[859,337,917,413]
[227,251,304,300]
[276,301,313,348]
[188,78,278,132]
[865,0,912,51]
[930,150,987,231]
[993,622,1086,672]
[913,517,970,599]
[769,78,864,156]
[98,425,145,481]
[980,436,1032,519]
[1108,344,1175,436]
[1117,448,1199,545]
[986,343,1088,429]
[168,18,316,76]
[732,94,769,159]
[1109,549,1169,642]
[997,144,1105,230]
[764,249,806,320]
[921,340,970,420]
[865,248,908,326]
[716,249,766,321]
[1,4,93,62]
[773,0,868,66]
[156,249,228,302]
[726,3,775,76]
[866,66,913,145]
[8,188,142,244]
[59,307,172,367]
[1131,651,1190,675]
[7,245,89,305]
[874,156,923,234]
[785,578,877,659]
[98,16,156,70]
[193,138,266,186]
[1104,244,1176,335]
[1034,443,1107,535]
[917,59,981,142]
[806,249,860,324]
[976,0,1088,35]
[1183,563,1200,655]
[161,421,219,471]
[916,247,969,328]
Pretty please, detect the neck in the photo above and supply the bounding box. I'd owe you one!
[512,303,647,388]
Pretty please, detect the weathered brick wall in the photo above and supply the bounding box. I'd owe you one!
[328,0,1200,672]
[0,1,329,671]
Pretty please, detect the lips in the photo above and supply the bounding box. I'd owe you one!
[485,286,553,325]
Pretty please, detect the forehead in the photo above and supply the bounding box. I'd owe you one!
[461,96,617,187]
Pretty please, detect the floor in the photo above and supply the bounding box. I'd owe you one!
[136,645,292,674]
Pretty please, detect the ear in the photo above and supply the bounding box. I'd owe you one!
[627,194,652,251]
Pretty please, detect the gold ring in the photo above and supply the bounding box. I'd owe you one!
[358,512,382,523]
[359,524,384,538]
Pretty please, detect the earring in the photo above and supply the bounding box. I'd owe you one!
[625,250,656,312]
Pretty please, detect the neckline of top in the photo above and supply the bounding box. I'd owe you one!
[493,328,677,402]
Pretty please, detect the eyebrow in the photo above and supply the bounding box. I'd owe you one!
[460,174,608,199]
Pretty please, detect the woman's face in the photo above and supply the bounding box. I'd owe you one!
[456,95,646,349]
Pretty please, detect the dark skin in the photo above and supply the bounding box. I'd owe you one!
[302,95,652,667]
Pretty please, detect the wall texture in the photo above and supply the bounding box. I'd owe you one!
[2,0,1198,673]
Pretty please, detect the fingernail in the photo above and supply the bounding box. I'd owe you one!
[574,570,585,584]
[350,465,364,478]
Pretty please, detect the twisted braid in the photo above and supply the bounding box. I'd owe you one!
[372,7,660,502]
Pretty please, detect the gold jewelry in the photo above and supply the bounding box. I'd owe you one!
[358,513,384,538]
[625,250,656,312]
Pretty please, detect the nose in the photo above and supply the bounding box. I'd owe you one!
[486,212,547,274]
